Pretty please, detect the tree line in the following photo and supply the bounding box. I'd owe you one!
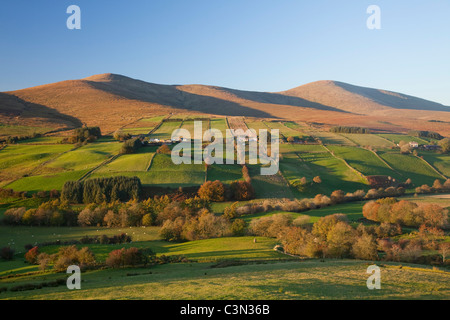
[61,176,142,204]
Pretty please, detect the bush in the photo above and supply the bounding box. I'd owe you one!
[25,247,40,264]
[106,247,150,268]
[198,180,225,202]
[230,181,255,201]
[0,247,15,260]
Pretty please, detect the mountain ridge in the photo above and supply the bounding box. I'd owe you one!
[1,73,449,134]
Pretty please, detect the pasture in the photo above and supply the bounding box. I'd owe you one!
[377,151,443,186]
[340,134,394,148]
[149,121,182,140]
[327,146,402,179]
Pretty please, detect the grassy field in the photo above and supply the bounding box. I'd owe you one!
[420,151,450,178]
[207,164,243,184]
[377,151,443,186]
[97,147,157,173]
[210,118,228,133]
[0,125,52,139]
[378,134,430,145]
[149,121,182,140]
[0,144,74,185]
[327,146,402,179]
[47,142,122,172]
[2,259,448,300]
[92,153,206,187]
[264,121,304,138]
[341,134,394,148]
[307,131,356,145]
[280,145,367,197]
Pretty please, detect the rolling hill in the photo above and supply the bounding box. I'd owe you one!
[1,73,449,134]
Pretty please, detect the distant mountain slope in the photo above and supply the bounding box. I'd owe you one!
[281,80,450,114]
[1,74,449,134]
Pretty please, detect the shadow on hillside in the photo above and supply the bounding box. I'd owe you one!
[0,92,83,129]
[221,87,348,113]
[86,80,276,118]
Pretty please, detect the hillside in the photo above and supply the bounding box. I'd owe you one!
[1,74,449,134]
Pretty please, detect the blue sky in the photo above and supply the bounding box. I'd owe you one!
[1,0,449,105]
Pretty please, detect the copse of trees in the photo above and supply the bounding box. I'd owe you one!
[363,198,449,229]
[198,180,225,202]
[62,127,102,144]
[120,137,142,154]
[408,130,443,140]
[113,130,132,141]
[61,176,142,204]
[330,126,370,134]
[415,179,450,194]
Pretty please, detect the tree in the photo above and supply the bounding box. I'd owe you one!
[157,144,171,155]
[230,219,247,236]
[439,243,450,263]
[25,247,40,264]
[230,181,255,201]
[352,233,378,260]
[198,180,225,202]
[313,176,322,184]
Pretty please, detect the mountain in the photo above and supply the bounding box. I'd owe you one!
[1,73,449,134]
[281,80,450,114]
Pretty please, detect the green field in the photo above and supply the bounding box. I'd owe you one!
[264,121,304,138]
[307,131,356,145]
[149,121,182,140]
[97,147,157,173]
[327,146,401,179]
[377,151,443,186]
[210,118,229,133]
[0,144,74,185]
[207,164,243,184]
[280,145,367,196]
[421,152,450,178]
[47,142,122,172]
[378,134,430,145]
[0,125,52,139]
[341,134,394,148]
[92,153,206,187]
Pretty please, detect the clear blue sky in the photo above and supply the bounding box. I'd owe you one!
[1,0,449,105]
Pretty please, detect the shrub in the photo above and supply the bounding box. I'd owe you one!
[198,180,225,202]
[230,219,247,236]
[25,247,40,265]
[0,247,15,260]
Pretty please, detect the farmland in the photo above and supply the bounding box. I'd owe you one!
[0,116,449,301]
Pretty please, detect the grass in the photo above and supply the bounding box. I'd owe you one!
[2,259,448,300]
[280,146,367,197]
[0,125,52,139]
[46,142,122,171]
[5,170,90,192]
[307,131,355,145]
[97,147,157,173]
[341,134,394,148]
[210,118,229,133]
[379,134,429,145]
[377,151,443,186]
[92,153,206,187]
[149,121,182,140]
[327,146,401,179]
[420,151,450,178]
[207,164,243,184]
[0,144,74,184]
[263,121,304,138]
